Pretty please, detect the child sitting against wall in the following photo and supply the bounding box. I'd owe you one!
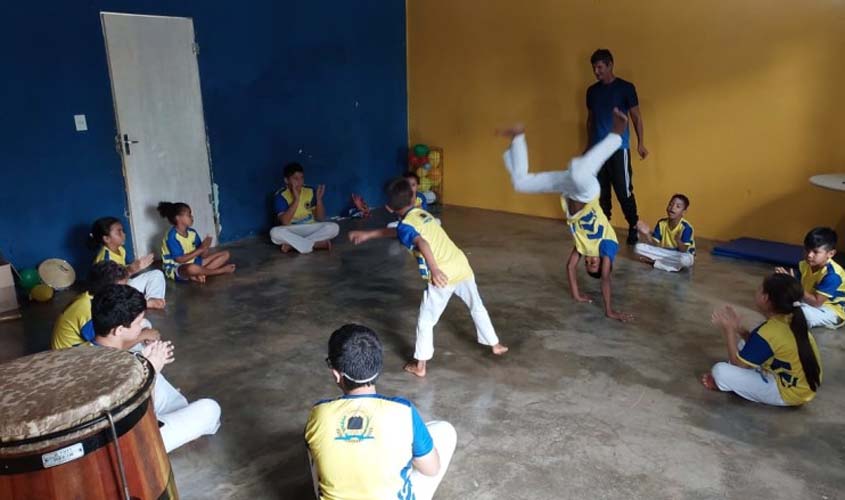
[633,194,695,272]
[157,201,235,283]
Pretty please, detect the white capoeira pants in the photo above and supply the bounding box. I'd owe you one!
[502,132,622,203]
[269,222,339,254]
[634,243,695,272]
[416,277,499,361]
[153,373,221,453]
[309,420,457,500]
[800,303,844,329]
[129,269,166,300]
[710,339,786,406]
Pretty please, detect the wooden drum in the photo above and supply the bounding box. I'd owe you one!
[0,347,178,499]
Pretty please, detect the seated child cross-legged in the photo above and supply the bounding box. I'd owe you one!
[634,194,695,272]
[305,324,457,500]
[349,178,508,377]
[157,202,235,283]
[89,216,167,309]
[701,273,822,407]
[269,162,339,254]
[775,227,844,329]
[498,108,633,322]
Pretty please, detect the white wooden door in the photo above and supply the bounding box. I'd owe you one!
[101,12,217,258]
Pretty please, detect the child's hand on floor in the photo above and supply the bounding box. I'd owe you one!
[430,268,449,288]
[774,267,795,277]
[348,231,370,245]
[573,293,593,303]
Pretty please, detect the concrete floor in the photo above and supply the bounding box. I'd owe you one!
[2,206,844,500]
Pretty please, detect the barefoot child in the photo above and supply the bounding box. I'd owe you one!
[634,194,695,272]
[775,227,844,329]
[157,202,235,282]
[349,178,508,377]
[269,162,339,254]
[498,108,633,321]
[89,217,167,308]
[701,273,822,406]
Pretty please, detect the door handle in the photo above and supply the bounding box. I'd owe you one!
[122,134,140,155]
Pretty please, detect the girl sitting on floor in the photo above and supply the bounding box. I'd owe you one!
[702,273,822,406]
[157,202,235,283]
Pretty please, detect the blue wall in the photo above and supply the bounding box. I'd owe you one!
[0,1,407,272]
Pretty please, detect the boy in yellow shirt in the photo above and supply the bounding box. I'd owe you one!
[634,193,695,272]
[270,162,339,254]
[349,178,508,377]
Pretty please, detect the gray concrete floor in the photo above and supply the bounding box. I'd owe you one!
[2,206,844,500]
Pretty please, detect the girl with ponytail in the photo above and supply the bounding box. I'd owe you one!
[157,201,235,283]
[702,273,822,406]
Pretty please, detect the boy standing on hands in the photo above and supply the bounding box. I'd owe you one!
[349,179,508,377]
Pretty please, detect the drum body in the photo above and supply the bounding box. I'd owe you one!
[0,348,178,499]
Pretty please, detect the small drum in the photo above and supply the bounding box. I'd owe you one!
[37,259,76,291]
[0,348,178,499]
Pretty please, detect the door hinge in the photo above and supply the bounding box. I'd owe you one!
[192,42,200,55]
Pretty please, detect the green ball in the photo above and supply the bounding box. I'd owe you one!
[413,144,430,157]
[19,268,41,290]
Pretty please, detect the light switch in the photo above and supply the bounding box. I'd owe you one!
[74,114,88,132]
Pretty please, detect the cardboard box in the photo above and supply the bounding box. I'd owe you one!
[0,261,20,314]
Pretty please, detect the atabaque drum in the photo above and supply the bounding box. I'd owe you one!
[0,347,178,499]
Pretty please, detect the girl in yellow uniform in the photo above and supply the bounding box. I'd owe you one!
[157,202,235,282]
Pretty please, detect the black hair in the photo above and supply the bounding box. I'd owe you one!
[92,284,147,338]
[283,162,304,179]
[671,193,690,210]
[386,178,415,211]
[586,259,611,280]
[803,227,837,252]
[327,324,383,390]
[590,49,613,66]
[156,201,191,225]
[87,261,129,296]
[88,217,121,250]
[762,274,821,392]
[403,171,420,183]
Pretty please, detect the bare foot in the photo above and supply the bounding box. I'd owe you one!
[222,264,236,274]
[700,372,717,391]
[492,344,509,355]
[495,123,525,138]
[403,361,426,378]
[638,256,655,265]
[189,275,206,283]
[146,298,166,310]
[313,240,332,251]
[280,244,292,253]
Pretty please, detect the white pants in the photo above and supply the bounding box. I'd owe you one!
[710,362,786,406]
[416,278,500,361]
[309,420,457,500]
[128,269,166,300]
[502,132,622,203]
[800,303,844,329]
[634,243,695,272]
[153,373,221,453]
[269,222,339,254]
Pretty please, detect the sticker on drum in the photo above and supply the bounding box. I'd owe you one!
[41,443,84,468]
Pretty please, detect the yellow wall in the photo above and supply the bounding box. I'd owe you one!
[407,0,845,244]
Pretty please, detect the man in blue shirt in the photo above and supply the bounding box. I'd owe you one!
[586,49,649,244]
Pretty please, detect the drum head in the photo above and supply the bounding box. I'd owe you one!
[38,258,76,290]
[0,348,150,450]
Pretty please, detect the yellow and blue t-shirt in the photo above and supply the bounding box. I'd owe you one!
[561,196,619,261]
[305,394,434,500]
[414,192,428,211]
[738,315,823,405]
[651,218,695,254]
[396,208,473,285]
[94,245,127,266]
[798,259,845,321]
[274,186,316,225]
[50,293,95,350]
[161,227,203,280]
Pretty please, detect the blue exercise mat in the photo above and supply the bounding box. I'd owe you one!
[712,238,803,267]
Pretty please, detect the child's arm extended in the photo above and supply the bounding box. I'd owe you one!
[127,253,155,275]
[414,236,448,287]
[348,228,396,245]
[601,257,634,322]
[566,248,591,303]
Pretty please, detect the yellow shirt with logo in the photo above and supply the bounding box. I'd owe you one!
[94,245,127,266]
[51,293,95,350]
[305,394,434,500]
[798,259,845,321]
[560,196,619,260]
[738,315,822,405]
[274,186,316,225]
[651,218,696,254]
[396,208,473,285]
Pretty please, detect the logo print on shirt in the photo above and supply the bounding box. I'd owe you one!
[334,411,375,442]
